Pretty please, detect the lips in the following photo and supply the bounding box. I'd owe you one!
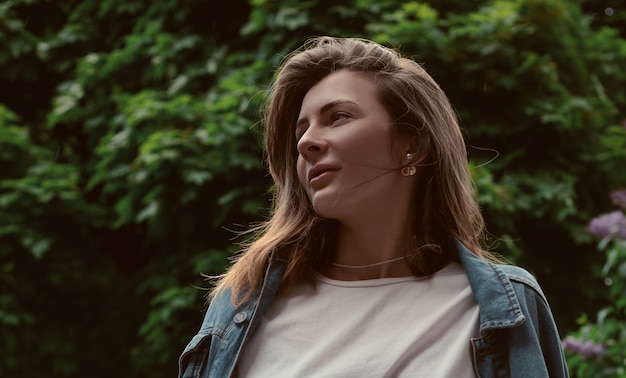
[308,164,338,183]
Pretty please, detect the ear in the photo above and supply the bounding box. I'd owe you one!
[402,136,428,166]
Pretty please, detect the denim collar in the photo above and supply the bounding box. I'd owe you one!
[455,239,526,334]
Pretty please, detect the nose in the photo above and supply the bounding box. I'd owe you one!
[296,125,327,160]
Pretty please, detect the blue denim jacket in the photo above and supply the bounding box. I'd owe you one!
[179,240,569,377]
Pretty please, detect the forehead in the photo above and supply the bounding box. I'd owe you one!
[298,70,380,115]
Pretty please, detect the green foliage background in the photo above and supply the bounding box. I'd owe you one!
[1,0,625,376]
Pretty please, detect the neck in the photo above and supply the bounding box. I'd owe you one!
[326,217,414,280]
[323,174,417,280]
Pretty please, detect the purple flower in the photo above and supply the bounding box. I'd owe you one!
[587,210,626,240]
[610,189,626,210]
[562,336,605,359]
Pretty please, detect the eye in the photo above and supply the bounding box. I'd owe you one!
[295,127,306,143]
[331,112,350,124]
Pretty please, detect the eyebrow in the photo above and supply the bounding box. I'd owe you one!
[296,99,358,128]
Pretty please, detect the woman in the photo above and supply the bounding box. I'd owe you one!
[179,37,569,377]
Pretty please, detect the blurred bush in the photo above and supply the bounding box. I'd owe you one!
[565,188,626,377]
[1,0,625,376]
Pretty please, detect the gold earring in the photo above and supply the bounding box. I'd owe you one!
[401,166,416,176]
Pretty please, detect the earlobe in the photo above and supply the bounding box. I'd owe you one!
[404,137,429,165]
[402,135,422,160]
[398,135,426,174]
[404,150,426,165]
[402,152,417,176]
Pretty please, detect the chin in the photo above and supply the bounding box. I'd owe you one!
[308,190,353,220]
[310,201,340,220]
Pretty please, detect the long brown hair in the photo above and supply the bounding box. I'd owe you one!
[212,37,493,306]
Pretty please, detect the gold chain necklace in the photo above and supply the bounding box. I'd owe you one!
[331,256,407,269]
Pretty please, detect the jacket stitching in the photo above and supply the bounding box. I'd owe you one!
[507,274,549,305]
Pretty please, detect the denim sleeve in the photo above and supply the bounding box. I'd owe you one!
[507,275,570,378]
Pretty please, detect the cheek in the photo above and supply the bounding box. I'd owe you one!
[346,134,396,166]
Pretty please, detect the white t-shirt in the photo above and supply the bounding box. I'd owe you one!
[238,262,479,377]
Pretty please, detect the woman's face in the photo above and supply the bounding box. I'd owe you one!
[295,70,414,222]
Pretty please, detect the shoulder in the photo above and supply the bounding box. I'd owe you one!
[493,262,549,306]
[200,287,257,335]
[201,255,285,332]
[456,240,548,305]
[200,288,237,333]
[496,264,540,290]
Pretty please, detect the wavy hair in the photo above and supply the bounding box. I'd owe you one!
[212,37,493,306]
